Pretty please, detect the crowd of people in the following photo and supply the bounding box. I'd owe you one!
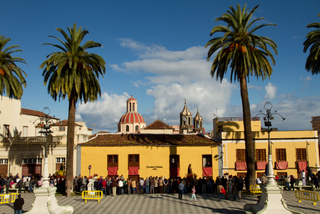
[0,173,69,194]
[72,174,246,202]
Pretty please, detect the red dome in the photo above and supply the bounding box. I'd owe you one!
[119,112,145,124]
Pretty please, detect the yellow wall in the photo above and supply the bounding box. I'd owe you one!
[217,120,261,132]
[80,145,219,179]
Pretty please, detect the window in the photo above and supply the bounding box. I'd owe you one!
[108,155,118,167]
[22,158,42,164]
[3,124,10,137]
[202,155,212,167]
[126,125,129,132]
[23,126,28,137]
[128,154,139,167]
[129,155,139,162]
[276,149,287,161]
[296,148,307,161]
[0,159,8,164]
[56,157,66,163]
[59,127,65,132]
[108,155,118,163]
[236,149,246,162]
[135,125,139,132]
[256,149,266,161]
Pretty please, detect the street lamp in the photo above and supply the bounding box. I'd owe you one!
[28,107,74,213]
[255,102,285,185]
[38,107,54,188]
[244,102,296,213]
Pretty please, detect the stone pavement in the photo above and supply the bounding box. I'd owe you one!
[1,191,319,214]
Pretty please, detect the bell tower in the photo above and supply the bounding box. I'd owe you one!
[193,108,203,133]
[180,99,193,134]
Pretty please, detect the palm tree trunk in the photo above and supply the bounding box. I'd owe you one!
[66,95,76,192]
[239,74,255,189]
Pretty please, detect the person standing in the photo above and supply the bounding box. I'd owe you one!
[301,170,306,186]
[178,180,184,199]
[111,178,117,196]
[5,177,10,193]
[232,183,238,201]
[158,177,163,194]
[14,194,24,214]
[132,178,137,194]
[290,175,295,191]
[217,184,223,202]
[150,177,154,194]
[163,176,168,193]
[284,176,290,191]
[118,178,124,195]
[145,177,149,194]
[154,177,158,194]
[18,178,23,193]
[127,178,132,195]
[102,178,107,196]
[139,178,144,194]
[190,185,197,202]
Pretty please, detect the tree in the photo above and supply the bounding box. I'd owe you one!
[303,14,320,74]
[205,4,277,188]
[0,35,27,99]
[40,23,106,190]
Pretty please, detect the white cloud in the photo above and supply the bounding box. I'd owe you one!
[76,39,320,133]
[76,92,130,132]
[264,82,277,101]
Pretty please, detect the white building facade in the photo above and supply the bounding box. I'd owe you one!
[0,96,92,177]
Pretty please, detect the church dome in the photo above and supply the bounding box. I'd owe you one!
[119,112,145,124]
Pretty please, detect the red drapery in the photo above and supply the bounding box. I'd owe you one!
[256,161,268,170]
[298,161,307,172]
[203,167,212,176]
[107,167,118,175]
[275,161,288,170]
[170,167,180,177]
[235,162,247,171]
[128,167,139,175]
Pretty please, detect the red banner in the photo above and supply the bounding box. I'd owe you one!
[235,162,247,171]
[256,161,268,170]
[298,161,307,172]
[128,167,139,175]
[275,161,288,170]
[203,167,212,176]
[107,167,118,175]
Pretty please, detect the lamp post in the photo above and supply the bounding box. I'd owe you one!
[258,102,285,185]
[27,107,74,214]
[244,102,299,214]
[38,107,54,188]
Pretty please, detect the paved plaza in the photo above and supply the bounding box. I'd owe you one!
[1,191,319,214]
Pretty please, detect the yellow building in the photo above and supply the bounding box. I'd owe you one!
[214,117,319,179]
[77,133,220,180]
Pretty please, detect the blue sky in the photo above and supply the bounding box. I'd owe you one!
[1,0,320,133]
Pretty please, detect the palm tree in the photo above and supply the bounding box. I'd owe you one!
[205,4,277,188]
[0,35,27,99]
[303,14,320,74]
[40,23,106,188]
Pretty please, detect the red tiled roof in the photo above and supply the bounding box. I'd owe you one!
[119,112,145,124]
[144,119,173,130]
[80,133,219,146]
[21,108,59,119]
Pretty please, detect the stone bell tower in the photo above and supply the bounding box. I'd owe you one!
[180,99,193,134]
